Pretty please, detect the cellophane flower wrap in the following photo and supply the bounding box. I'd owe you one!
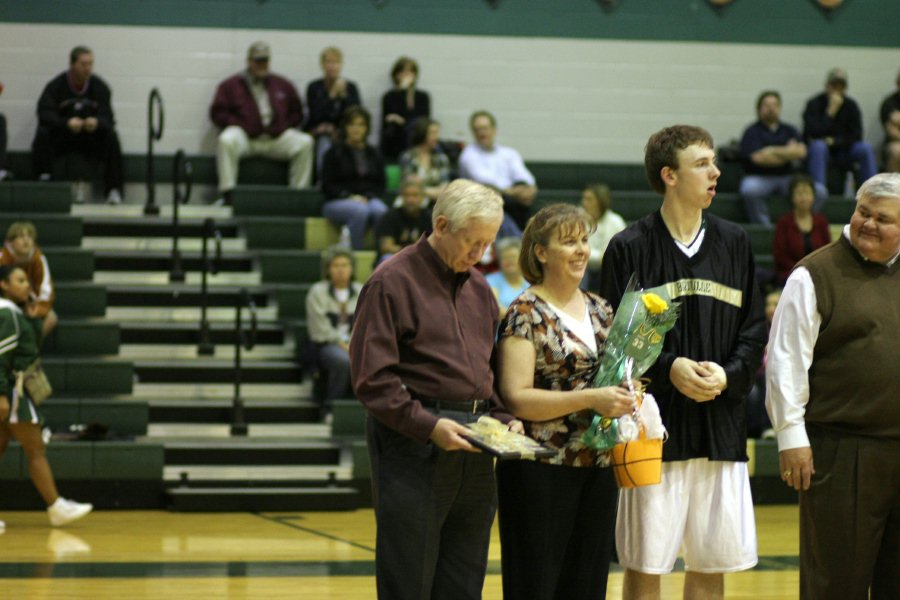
[581,275,680,450]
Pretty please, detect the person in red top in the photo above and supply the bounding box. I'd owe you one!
[0,222,57,341]
[350,179,522,600]
[773,174,832,285]
[209,41,313,205]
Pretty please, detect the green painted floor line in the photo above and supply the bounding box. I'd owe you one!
[0,557,801,579]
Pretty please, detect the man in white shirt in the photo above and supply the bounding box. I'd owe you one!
[766,172,900,599]
[458,110,537,237]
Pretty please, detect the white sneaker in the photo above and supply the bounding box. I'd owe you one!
[106,189,123,205]
[48,497,93,527]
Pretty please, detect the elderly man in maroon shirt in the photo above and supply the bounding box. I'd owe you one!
[209,41,314,205]
[351,178,522,600]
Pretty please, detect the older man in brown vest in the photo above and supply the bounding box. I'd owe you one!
[766,172,900,599]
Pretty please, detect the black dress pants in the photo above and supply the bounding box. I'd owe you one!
[31,125,124,194]
[367,415,497,600]
[497,458,618,600]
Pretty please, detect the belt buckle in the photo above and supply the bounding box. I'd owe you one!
[472,399,484,415]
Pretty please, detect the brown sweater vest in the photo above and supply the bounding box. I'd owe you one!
[798,236,900,439]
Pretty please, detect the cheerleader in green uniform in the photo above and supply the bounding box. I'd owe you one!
[0,265,92,527]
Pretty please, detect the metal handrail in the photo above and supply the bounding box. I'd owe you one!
[230,288,258,436]
[169,150,193,283]
[144,88,164,216]
[197,218,222,356]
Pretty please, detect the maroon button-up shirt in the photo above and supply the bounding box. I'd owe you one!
[350,236,508,443]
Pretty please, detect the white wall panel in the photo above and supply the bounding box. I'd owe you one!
[0,23,897,164]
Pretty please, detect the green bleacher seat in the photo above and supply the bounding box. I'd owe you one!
[0,182,71,212]
[44,320,120,355]
[53,282,107,317]
[41,248,95,281]
[243,217,307,249]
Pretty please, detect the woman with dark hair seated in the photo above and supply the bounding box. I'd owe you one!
[321,106,389,250]
[773,173,831,285]
[380,56,431,161]
[0,265,92,528]
[399,117,450,204]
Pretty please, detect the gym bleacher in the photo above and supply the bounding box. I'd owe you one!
[0,145,854,510]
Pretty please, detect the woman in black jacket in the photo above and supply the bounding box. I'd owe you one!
[321,106,388,250]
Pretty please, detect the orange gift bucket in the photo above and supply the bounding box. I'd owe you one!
[610,430,663,488]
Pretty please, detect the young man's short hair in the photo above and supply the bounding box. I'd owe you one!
[644,125,714,195]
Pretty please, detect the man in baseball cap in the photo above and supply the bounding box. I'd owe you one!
[209,41,313,205]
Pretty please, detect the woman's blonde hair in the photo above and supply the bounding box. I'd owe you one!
[519,203,593,284]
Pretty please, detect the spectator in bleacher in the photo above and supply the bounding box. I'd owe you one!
[321,106,388,250]
[0,264,93,527]
[380,56,431,161]
[459,110,538,237]
[484,237,527,318]
[305,47,362,179]
[746,287,780,439]
[210,41,314,206]
[880,69,900,173]
[0,80,8,182]
[739,90,826,227]
[1,222,57,341]
[773,174,832,286]
[803,68,877,194]
[305,246,362,412]
[399,118,451,204]
[581,183,626,290]
[31,46,124,204]
[375,179,431,265]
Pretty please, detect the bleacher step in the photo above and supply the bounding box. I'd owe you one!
[93,271,262,286]
[119,321,285,345]
[71,203,232,219]
[165,486,359,512]
[134,359,303,384]
[132,382,311,400]
[105,284,270,308]
[118,344,295,361]
[83,237,247,252]
[105,306,279,322]
[94,250,255,273]
[146,423,328,438]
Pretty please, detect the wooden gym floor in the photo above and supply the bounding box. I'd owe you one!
[0,505,800,599]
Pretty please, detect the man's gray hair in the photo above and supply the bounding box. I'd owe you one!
[857,173,900,203]
[432,179,503,232]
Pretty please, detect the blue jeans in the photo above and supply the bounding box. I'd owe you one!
[316,343,352,403]
[740,174,828,226]
[323,197,389,249]
[807,139,878,192]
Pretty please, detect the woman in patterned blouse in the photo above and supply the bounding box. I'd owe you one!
[496,203,634,600]
[398,117,451,204]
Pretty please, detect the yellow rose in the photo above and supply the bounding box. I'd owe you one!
[642,293,668,315]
